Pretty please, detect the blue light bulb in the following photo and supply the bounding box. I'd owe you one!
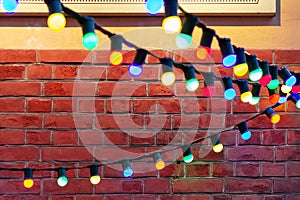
[128,64,143,78]
[285,76,297,87]
[223,54,237,68]
[2,0,18,13]
[123,168,133,178]
[145,0,163,15]
[241,131,251,141]
[176,33,193,49]
[224,88,236,100]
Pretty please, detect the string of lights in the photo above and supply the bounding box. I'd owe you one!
[0,0,299,190]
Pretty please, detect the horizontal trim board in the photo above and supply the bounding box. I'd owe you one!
[0,0,276,16]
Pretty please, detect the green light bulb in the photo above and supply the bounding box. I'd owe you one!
[267,79,280,90]
[57,176,68,187]
[82,32,98,50]
[249,68,263,82]
[183,154,194,163]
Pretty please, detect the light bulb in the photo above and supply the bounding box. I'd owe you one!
[145,0,163,15]
[1,0,18,13]
[249,68,263,82]
[161,72,176,86]
[90,175,101,185]
[234,63,248,77]
[186,78,199,92]
[23,179,34,189]
[82,32,98,50]
[249,97,260,105]
[110,51,123,66]
[281,85,292,93]
[47,13,66,32]
[57,176,68,187]
[162,16,181,34]
[213,143,224,153]
[267,79,280,90]
[176,33,192,49]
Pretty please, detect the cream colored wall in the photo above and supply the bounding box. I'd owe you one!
[0,0,299,50]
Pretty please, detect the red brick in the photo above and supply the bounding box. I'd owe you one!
[27,98,51,112]
[27,65,52,79]
[182,99,208,113]
[0,65,25,79]
[226,147,274,161]
[156,131,182,145]
[186,163,210,177]
[209,98,231,113]
[96,115,144,129]
[39,50,92,63]
[259,98,285,112]
[149,83,175,96]
[276,114,300,128]
[129,132,155,145]
[148,50,173,63]
[78,99,105,113]
[0,98,25,112]
[77,196,104,200]
[0,196,22,200]
[42,147,93,161]
[43,179,93,194]
[159,195,182,200]
[0,50,36,63]
[103,131,127,145]
[79,65,106,80]
[45,115,93,129]
[238,130,261,145]
[135,66,160,81]
[274,50,300,64]
[220,131,236,146]
[121,50,139,65]
[0,180,40,195]
[53,130,78,145]
[264,196,284,200]
[174,50,201,63]
[246,50,273,63]
[53,99,73,112]
[94,147,145,161]
[234,195,262,200]
[225,179,272,193]
[133,99,156,113]
[107,98,131,113]
[286,195,300,200]
[0,114,42,128]
[27,130,51,145]
[287,163,300,176]
[0,146,39,161]
[144,179,170,194]
[232,99,258,113]
[286,100,300,112]
[98,82,146,97]
[51,196,74,200]
[54,65,78,79]
[172,179,223,193]
[107,196,131,200]
[236,163,260,177]
[93,50,111,64]
[212,65,234,77]
[157,99,181,113]
[0,82,40,96]
[261,163,285,177]
[173,115,200,129]
[262,130,286,145]
[95,179,143,193]
[213,163,234,177]
[78,130,104,145]
[186,195,210,200]
[107,65,131,80]
[274,179,300,193]
[44,82,96,96]
[24,196,48,200]
[134,195,156,200]
[159,164,184,177]
[0,130,24,144]
[0,163,24,178]
[212,195,232,200]
[145,115,172,129]
[275,147,300,161]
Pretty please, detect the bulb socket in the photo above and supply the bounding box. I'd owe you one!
[237,80,250,94]
[218,38,234,58]
[164,0,178,17]
[269,65,279,80]
[24,168,33,179]
[265,107,276,118]
[81,16,95,35]
[268,88,278,96]
[238,121,249,134]
[153,152,163,162]
[200,28,215,48]
[132,49,148,65]
[251,83,261,98]
[279,67,292,81]
[259,60,270,76]
[57,167,67,178]
[182,145,192,157]
[246,54,260,72]
[44,0,62,14]
[183,65,197,80]
[222,76,234,90]
[233,47,246,65]
[161,58,173,73]
[110,34,123,50]
[180,13,198,36]
[89,165,99,177]
[202,72,215,87]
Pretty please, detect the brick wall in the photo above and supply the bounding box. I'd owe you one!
[0,49,299,200]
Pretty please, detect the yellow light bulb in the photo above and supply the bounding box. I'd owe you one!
[23,179,34,189]
[281,85,292,93]
[162,16,181,34]
[155,160,166,170]
[90,175,101,185]
[109,51,123,66]
[234,63,248,77]
[161,72,176,86]
[212,143,224,153]
[47,13,66,32]
[240,91,252,103]
[270,114,280,124]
